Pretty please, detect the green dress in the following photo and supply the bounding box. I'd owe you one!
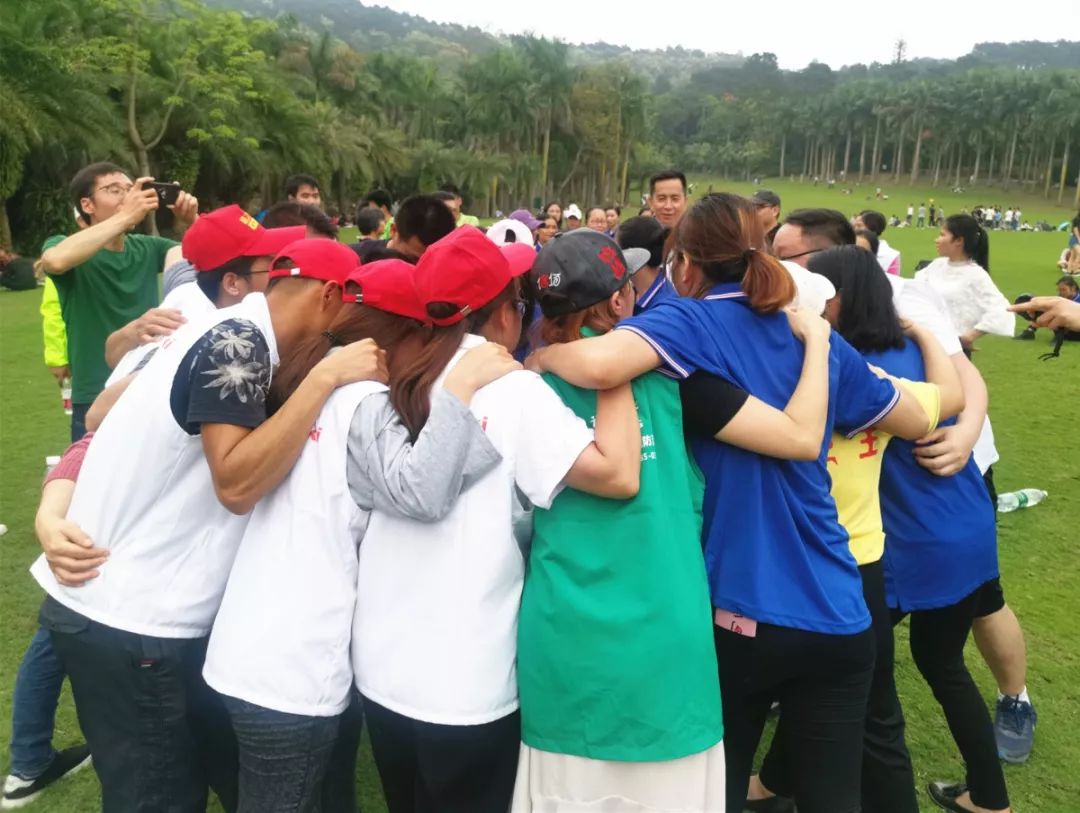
[517,355,723,762]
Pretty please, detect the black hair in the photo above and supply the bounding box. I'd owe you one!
[354,206,386,236]
[394,194,457,247]
[70,162,128,224]
[438,182,463,199]
[783,208,856,247]
[1057,275,1078,293]
[585,206,606,221]
[943,214,990,273]
[284,174,320,198]
[431,190,457,203]
[364,188,393,210]
[858,210,887,236]
[617,216,669,268]
[648,169,687,195]
[196,255,255,304]
[605,203,622,215]
[638,205,653,217]
[262,201,337,238]
[808,246,906,353]
[854,228,880,256]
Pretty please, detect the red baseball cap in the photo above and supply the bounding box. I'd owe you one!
[342,259,429,322]
[413,227,537,326]
[268,239,358,284]
[182,205,306,273]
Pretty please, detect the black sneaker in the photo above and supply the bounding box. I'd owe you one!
[2,745,92,809]
[927,781,972,812]
[1015,327,1036,340]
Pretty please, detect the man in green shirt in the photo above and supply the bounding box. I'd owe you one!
[35,162,198,440]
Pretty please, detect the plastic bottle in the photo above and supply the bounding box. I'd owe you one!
[996,489,1048,514]
[60,376,73,416]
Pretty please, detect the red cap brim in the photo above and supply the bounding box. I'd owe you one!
[245,225,307,257]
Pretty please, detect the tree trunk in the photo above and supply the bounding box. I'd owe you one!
[620,140,631,202]
[932,142,943,186]
[987,143,996,184]
[955,143,963,187]
[0,199,12,251]
[972,134,982,184]
[1044,136,1056,198]
[779,131,787,178]
[870,116,882,181]
[842,129,852,178]
[858,126,867,181]
[909,114,924,184]
[893,119,907,183]
[1003,117,1019,189]
[1059,135,1072,204]
[540,109,552,199]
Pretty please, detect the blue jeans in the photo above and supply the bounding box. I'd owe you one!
[8,627,65,779]
[224,693,363,813]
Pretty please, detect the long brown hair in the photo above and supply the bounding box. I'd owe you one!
[675,193,795,313]
[269,305,466,440]
[536,287,624,346]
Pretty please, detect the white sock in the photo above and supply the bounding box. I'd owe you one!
[997,686,1030,704]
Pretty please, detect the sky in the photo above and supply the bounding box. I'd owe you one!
[372,0,1075,70]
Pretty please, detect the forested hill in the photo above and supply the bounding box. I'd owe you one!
[209,0,1079,79]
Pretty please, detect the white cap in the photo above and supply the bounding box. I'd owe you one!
[565,204,582,221]
[486,219,535,247]
[781,260,836,316]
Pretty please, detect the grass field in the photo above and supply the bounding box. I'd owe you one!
[1,178,1079,812]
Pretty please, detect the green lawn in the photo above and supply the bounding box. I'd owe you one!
[2,180,1079,811]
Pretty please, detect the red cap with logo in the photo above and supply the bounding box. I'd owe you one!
[413,226,537,326]
[182,205,306,273]
[342,259,429,322]
[268,239,358,284]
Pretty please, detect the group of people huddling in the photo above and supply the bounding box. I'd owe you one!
[20,167,1036,813]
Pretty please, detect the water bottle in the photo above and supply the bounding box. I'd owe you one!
[996,489,1048,514]
[60,376,73,416]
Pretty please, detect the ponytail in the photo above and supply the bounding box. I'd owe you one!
[945,214,991,275]
[742,249,796,314]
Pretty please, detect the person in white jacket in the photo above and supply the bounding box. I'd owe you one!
[916,214,1015,353]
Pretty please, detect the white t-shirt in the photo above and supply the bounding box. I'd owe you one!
[203,381,382,716]
[31,294,278,638]
[352,334,595,726]
[105,282,215,387]
[914,258,1015,337]
[887,274,999,473]
[876,238,901,277]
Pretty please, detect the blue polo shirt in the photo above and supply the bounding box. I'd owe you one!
[619,284,899,635]
[634,271,677,314]
[865,343,998,612]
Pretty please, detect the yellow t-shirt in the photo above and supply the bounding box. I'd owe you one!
[828,379,941,565]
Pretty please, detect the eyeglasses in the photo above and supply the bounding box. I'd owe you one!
[777,248,825,262]
[94,183,133,197]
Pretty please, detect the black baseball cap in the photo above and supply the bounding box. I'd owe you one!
[752,189,781,208]
[532,229,650,318]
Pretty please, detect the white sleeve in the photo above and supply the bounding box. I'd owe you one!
[970,272,1016,337]
[895,279,963,356]
[511,373,594,510]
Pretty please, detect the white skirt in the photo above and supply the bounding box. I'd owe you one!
[510,741,726,813]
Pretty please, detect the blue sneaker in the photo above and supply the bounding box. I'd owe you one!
[994,695,1036,763]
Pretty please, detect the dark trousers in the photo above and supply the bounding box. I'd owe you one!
[71,402,90,443]
[892,582,1010,811]
[41,597,238,813]
[714,621,875,813]
[361,696,519,813]
[224,692,363,813]
[760,561,919,813]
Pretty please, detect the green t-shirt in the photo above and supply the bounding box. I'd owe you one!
[518,359,723,762]
[44,233,175,403]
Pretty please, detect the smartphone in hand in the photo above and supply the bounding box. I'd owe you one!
[148,181,181,207]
